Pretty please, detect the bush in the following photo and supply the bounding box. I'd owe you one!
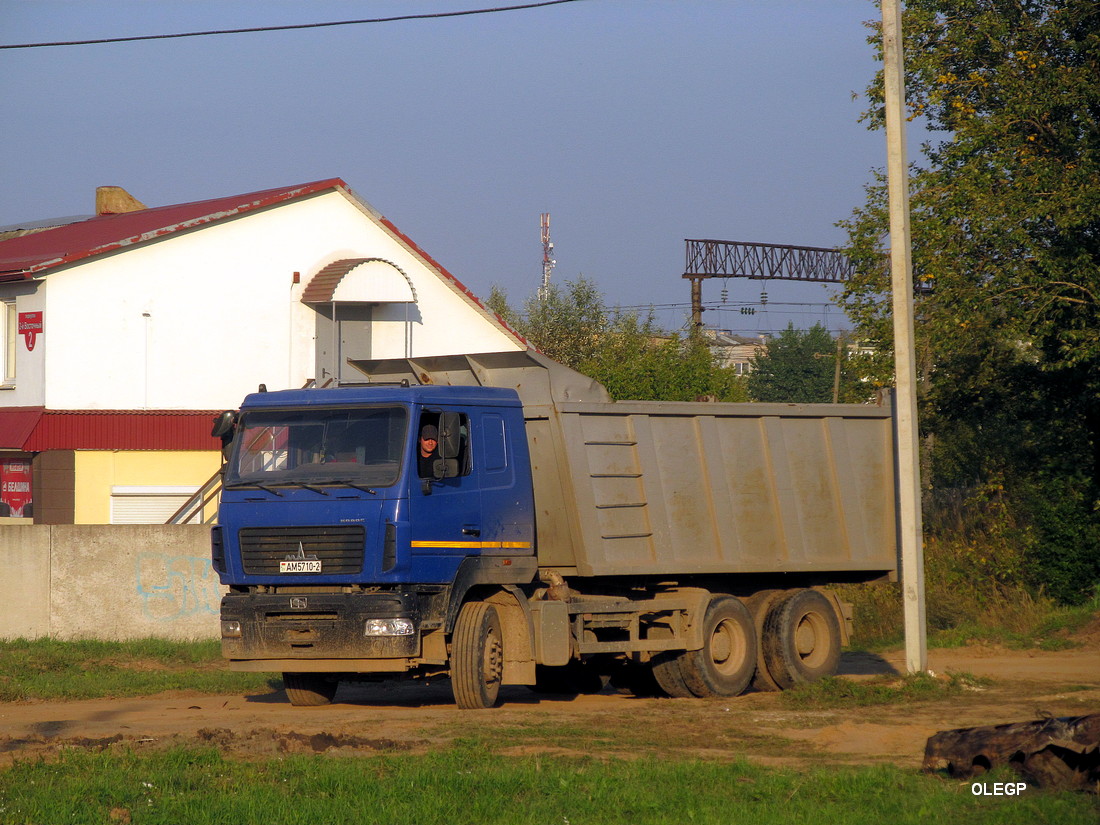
[1017,475,1100,605]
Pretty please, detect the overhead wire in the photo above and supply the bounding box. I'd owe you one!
[0,0,588,50]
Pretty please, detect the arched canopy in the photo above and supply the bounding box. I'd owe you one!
[301,257,417,304]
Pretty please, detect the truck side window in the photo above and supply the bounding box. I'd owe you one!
[482,414,507,473]
[417,412,471,478]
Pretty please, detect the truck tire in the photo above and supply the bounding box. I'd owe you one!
[744,589,786,692]
[650,652,694,698]
[283,672,338,707]
[761,589,841,689]
[451,601,504,709]
[680,596,757,698]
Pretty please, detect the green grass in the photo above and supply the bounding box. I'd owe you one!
[0,746,1095,825]
[0,638,275,701]
[779,672,992,710]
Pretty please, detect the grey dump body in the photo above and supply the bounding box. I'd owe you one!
[348,350,898,581]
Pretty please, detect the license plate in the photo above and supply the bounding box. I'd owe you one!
[280,560,322,573]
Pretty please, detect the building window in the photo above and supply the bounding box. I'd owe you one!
[110,486,199,524]
[2,301,15,386]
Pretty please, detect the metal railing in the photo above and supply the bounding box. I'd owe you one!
[166,467,223,524]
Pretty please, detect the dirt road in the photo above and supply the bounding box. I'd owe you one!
[0,641,1096,768]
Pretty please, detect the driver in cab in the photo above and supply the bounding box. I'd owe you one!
[417,424,438,478]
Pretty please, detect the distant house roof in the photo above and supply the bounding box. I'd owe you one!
[0,178,350,280]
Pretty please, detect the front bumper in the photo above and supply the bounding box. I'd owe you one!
[221,591,424,661]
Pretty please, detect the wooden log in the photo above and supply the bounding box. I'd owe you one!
[923,713,1100,792]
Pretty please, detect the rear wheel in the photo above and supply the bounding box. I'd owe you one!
[650,652,694,698]
[451,601,504,709]
[761,589,841,689]
[744,589,785,692]
[283,672,338,707]
[680,596,757,698]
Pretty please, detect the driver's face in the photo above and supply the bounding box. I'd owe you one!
[419,436,436,456]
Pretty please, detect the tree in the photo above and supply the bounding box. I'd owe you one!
[488,278,605,369]
[746,324,864,404]
[840,0,1100,601]
[488,278,747,402]
[584,313,747,402]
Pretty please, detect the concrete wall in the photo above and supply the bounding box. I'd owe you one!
[1,524,220,641]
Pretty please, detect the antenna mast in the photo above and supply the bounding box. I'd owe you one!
[539,212,555,300]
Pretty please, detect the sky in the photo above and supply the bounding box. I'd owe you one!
[0,0,895,336]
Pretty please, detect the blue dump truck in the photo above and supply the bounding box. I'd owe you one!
[212,350,898,709]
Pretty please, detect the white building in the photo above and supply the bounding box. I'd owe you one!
[0,179,525,523]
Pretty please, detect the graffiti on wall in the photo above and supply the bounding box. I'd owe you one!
[135,553,221,621]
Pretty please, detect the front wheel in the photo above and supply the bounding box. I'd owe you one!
[283,672,338,707]
[451,601,504,709]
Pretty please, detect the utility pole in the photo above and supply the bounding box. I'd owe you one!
[688,276,704,333]
[812,333,844,403]
[832,333,843,404]
[882,0,927,674]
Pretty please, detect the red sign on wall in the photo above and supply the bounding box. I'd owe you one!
[18,311,42,351]
[0,460,32,518]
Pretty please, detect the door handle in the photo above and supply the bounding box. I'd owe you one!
[462,527,481,537]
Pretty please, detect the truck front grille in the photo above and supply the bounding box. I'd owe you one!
[238,526,366,575]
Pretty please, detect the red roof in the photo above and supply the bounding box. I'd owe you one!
[0,179,348,280]
[0,408,221,451]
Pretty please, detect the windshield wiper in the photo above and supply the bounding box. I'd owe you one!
[327,479,378,495]
[283,482,330,496]
[224,481,284,497]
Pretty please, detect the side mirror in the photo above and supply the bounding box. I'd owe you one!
[211,411,238,460]
[432,458,460,480]
[211,410,237,438]
[438,411,461,460]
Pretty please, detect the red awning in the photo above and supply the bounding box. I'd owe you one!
[0,407,44,449]
[0,408,220,451]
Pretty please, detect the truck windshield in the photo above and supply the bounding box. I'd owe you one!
[225,406,408,488]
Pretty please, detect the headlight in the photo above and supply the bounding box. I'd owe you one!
[364,618,414,636]
[221,620,242,638]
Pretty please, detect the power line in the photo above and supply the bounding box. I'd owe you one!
[0,0,588,51]
[611,300,847,312]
